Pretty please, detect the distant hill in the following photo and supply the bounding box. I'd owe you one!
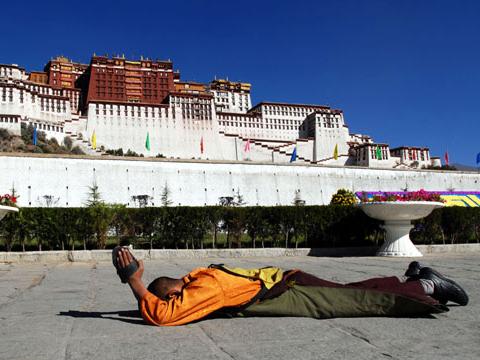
[452,163,479,172]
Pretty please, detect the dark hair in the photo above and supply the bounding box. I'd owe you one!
[147,277,181,300]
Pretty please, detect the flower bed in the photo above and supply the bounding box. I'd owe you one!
[0,194,18,207]
[357,189,444,203]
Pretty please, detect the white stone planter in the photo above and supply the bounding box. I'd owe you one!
[358,201,445,257]
[0,205,19,221]
[0,205,19,253]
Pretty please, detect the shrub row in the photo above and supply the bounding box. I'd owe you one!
[1,206,479,251]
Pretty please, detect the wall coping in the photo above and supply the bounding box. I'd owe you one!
[1,152,478,174]
[0,244,478,263]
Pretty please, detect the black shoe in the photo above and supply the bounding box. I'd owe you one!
[419,267,469,306]
[405,261,425,277]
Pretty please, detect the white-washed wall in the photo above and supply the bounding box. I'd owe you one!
[1,155,479,207]
[85,102,229,160]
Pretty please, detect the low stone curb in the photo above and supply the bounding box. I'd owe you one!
[1,244,479,263]
[416,243,480,253]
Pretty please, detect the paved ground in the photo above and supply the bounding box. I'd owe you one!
[0,254,478,360]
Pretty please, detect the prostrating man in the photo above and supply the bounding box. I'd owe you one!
[112,247,468,326]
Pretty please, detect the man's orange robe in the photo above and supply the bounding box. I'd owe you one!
[140,267,262,326]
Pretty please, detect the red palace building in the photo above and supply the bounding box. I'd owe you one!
[86,56,176,105]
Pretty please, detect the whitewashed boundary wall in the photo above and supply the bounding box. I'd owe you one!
[0,154,479,207]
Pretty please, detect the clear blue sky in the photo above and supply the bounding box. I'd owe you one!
[2,0,480,165]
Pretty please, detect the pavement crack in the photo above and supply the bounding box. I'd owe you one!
[0,266,49,310]
[62,318,75,360]
[196,323,237,359]
[326,321,398,359]
[63,263,98,360]
[81,262,98,311]
[27,273,46,289]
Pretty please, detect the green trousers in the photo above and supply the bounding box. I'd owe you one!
[242,276,447,319]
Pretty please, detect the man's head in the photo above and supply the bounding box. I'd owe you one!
[147,276,184,300]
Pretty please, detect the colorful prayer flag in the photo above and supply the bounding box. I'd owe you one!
[244,139,251,152]
[444,151,449,166]
[376,145,382,160]
[32,125,37,146]
[290,147,297,162]
[145,132,151,151]
[91,130,96,150]
[333,144,338,160]
[200,136,204,154]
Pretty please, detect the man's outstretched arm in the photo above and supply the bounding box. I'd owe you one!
[117,248,148,301]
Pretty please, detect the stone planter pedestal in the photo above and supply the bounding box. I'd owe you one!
[358,201,445,257]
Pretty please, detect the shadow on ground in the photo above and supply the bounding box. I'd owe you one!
[58,309,145,325]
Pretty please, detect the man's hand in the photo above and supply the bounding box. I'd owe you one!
[117,248,148,300]
[117,248,144,281]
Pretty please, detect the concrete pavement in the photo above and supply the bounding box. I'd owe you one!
[0,254,478,360]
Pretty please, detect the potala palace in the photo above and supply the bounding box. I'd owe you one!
[0,55,440,168]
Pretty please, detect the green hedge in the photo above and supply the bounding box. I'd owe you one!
[1,206,478,251]
[411,207,480,245]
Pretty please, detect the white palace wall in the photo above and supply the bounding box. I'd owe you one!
[1,154,479,207]
[84,102,232,160]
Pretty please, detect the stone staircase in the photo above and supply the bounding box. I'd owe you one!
[220,131,314,164]
[65,131,104,156]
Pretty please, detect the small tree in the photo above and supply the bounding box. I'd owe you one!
[161,182,173,207]
[0,212,19,251]
[234,189,246,206]
[85,182,103,207]
[206,207,222,248]
[84,182,114,249]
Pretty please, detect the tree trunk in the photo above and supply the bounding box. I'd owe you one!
[22,238,25,252]
[83,238,87,250]
[212,225,217,249]
[252,234,256,249]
